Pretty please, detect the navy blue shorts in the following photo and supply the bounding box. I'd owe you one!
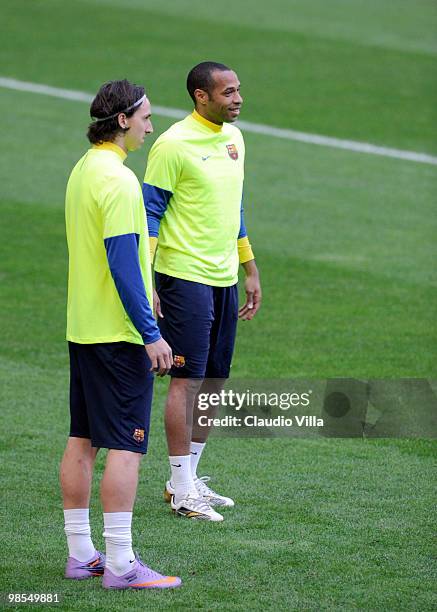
[68,342,154,453]
[155,273,238,379]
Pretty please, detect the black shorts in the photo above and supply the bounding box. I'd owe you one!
[155,272,238,379]
[68,342,153,453]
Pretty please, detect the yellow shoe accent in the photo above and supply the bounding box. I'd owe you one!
[163,487,172,503]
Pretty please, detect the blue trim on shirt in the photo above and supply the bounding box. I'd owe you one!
[142,183,173,237]
[104,233,161,344]
[238,199,247,239]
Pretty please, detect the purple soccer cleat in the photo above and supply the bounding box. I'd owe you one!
[65,550,106,579]
[102,554,182,590]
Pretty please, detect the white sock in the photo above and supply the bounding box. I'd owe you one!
[190,441,206,479]
[169,455,196,502]
[103,512,135,577]
[64,508,96,562]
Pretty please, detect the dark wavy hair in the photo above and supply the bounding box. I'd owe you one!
[87,79,145,144]
[186,61,231,104]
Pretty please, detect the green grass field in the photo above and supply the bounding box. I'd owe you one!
[1,1,436,609]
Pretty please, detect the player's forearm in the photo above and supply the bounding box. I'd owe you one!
[241,257,259,277]
[104,233,161,344]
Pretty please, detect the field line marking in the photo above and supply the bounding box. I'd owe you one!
[1,76,436,166]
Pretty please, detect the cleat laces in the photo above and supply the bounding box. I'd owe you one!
[182,493,213,513]
[195,476,218,499]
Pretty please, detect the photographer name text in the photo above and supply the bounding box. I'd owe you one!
[197,415,324,428]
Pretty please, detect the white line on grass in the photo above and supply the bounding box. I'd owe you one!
[1,76,436,166]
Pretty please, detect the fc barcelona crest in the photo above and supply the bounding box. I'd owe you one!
[133,428,145,443]
[226,144,238,160]
[173,355,186,368]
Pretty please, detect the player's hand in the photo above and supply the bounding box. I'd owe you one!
[239,271,262,320]
[153,288,163,318]
[145,337,173,376]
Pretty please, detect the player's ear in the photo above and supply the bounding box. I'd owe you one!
[118,113,128,129]
[194,88,209,106]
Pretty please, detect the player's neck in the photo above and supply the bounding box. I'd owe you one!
[192,109,223,132]
[112,136,128,155]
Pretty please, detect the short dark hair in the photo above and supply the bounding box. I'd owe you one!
[186,61,231,104]
[87,79,145,144]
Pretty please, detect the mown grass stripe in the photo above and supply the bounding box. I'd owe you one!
[1,76,436,166]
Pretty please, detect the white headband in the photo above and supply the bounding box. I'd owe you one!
[92,94,146,122]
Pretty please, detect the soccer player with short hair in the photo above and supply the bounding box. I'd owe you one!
[143,62,262,521]
[61,79,181,589]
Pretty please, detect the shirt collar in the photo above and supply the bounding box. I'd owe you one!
[92,142,127,160]
[191,109,223,133]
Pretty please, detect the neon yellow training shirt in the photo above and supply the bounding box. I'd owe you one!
[143,111,248,287]
[66,142,159,345]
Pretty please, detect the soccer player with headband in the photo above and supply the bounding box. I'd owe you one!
[61,79,181,590]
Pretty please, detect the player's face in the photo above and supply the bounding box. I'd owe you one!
[203,70,243,124]
[124,98,153,151]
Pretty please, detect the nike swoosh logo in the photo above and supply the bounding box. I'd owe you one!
[129,558,136,564]
[171,463,182,467]
[202,155,211,161]
[190,451,198,455]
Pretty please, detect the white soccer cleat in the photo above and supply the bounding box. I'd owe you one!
[194,476,235,507]
[170,493,224,521]
[164,477,235,508]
